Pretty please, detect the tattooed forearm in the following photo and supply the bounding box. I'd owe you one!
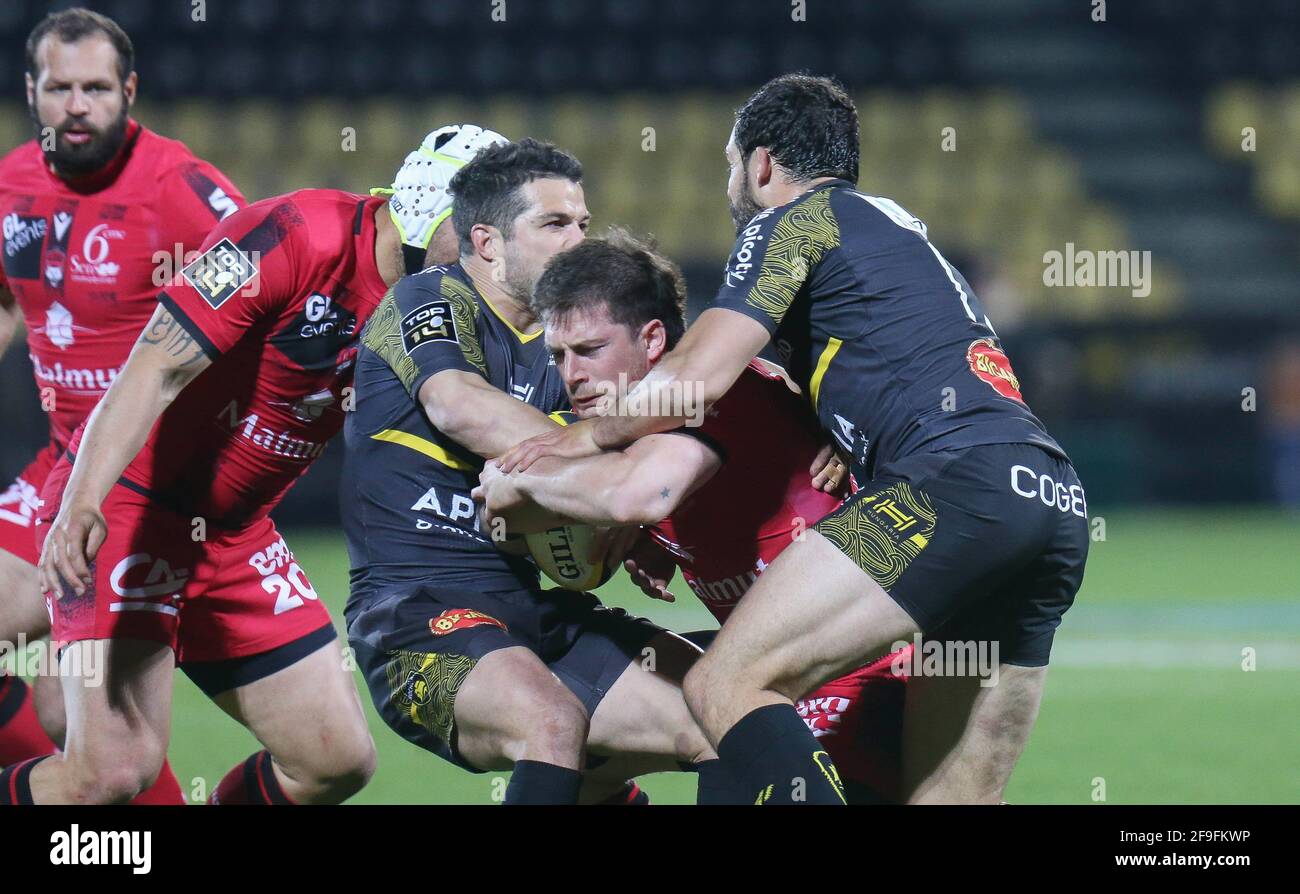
[138,310,205,367]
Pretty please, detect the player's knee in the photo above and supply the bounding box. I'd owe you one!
[682,657,719,723]
[32,672,67,746]
[0,554,48,641]
[294,723,378,800]
[326,730,378,799]
[672,724,715,765]
[65,735,166,804]
[344,731,380,793]
[506,686,588,765]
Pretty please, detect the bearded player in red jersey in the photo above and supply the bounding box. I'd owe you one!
[4,115,505,803]
[475,232,912,803]
[0,9,245,803]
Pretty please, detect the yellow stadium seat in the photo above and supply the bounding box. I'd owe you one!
[358,100,411,161]
[1256,158,1300,219]
[1276,89,1300,148]
[229,100,283,165]
[979,91,1032,148]
[0,102,31,153]
[1028,150,1082,201]
[169,101,223,160]
[1205,82,1267,157]
[480,95,531,146]
[292,100,347,163]
[858,90,906,156]
[918,89,969,152]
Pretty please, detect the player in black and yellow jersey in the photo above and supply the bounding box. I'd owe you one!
[500,76,1089,805]
[341,140,715,804]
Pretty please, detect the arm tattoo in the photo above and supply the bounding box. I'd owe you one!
[660,487,671,500]
[139,310,205,367]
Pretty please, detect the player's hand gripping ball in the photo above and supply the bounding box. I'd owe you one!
[521,409,619,591]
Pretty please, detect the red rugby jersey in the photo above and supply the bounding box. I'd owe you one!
[652,369,907,796]
[649,361,844,621]
[0,120,244,446]
[66,189,390,528]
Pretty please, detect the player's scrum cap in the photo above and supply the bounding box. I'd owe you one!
[371,123,507,253]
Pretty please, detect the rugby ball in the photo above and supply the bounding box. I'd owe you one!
[526,524,616,592]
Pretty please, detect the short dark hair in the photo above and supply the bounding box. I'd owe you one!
[26,8,134,84]
[734,73,859,184]
[449,138,583,254]
[532,228,687,350]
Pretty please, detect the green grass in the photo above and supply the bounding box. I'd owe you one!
[162,508,1300,804]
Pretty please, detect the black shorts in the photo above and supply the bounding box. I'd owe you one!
[813,443,1089,666]
[346,582,662,771]
[181,623,338,697]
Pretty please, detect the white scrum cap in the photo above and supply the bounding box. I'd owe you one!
[372,124,508,251]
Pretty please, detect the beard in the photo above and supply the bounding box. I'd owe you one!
[500,242,543,306]
[729,185,765,234]
[32,102,130,177]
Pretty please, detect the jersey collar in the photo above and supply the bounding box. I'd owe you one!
[453,264,543,343]
[809,177,854,194]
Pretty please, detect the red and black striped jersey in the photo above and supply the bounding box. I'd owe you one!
[67,189,389,528]
[0,120,243,446]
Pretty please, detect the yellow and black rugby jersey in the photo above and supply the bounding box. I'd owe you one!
[341,263,568,605]
[712,179,1065,478]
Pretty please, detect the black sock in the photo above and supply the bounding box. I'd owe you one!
[595,780,650,805]
[0,755,51,805]
[505,760,582,805]
[695,758,750,805]
[717,704,847,805]
[211,750,295,805]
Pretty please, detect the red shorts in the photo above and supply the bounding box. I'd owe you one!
[0,442,61,565]
[795,648,910,803]
[38,459,334,670]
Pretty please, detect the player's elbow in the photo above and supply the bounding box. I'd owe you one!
[423,391,472,441]
[159,364,202,405]
[424,399,455,434]
[605,478,673,527]
[421,375,489,445]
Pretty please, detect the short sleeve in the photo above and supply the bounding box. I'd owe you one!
[712,188,840,334]
[155,158,247,256]
[359,269,486,400]
[157,198,306,358]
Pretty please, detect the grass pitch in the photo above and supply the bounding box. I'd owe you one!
[162,508,1299,804]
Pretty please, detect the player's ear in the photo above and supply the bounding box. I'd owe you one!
[751,146,774,190]
[469,222,500,263]
[24,72,35,109]
[123,71,137,108]
[642,319,668,364]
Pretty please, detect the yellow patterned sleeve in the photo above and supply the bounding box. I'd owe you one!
[360,289,419,392]
[360,270,486,399]
[715,188,841,332]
